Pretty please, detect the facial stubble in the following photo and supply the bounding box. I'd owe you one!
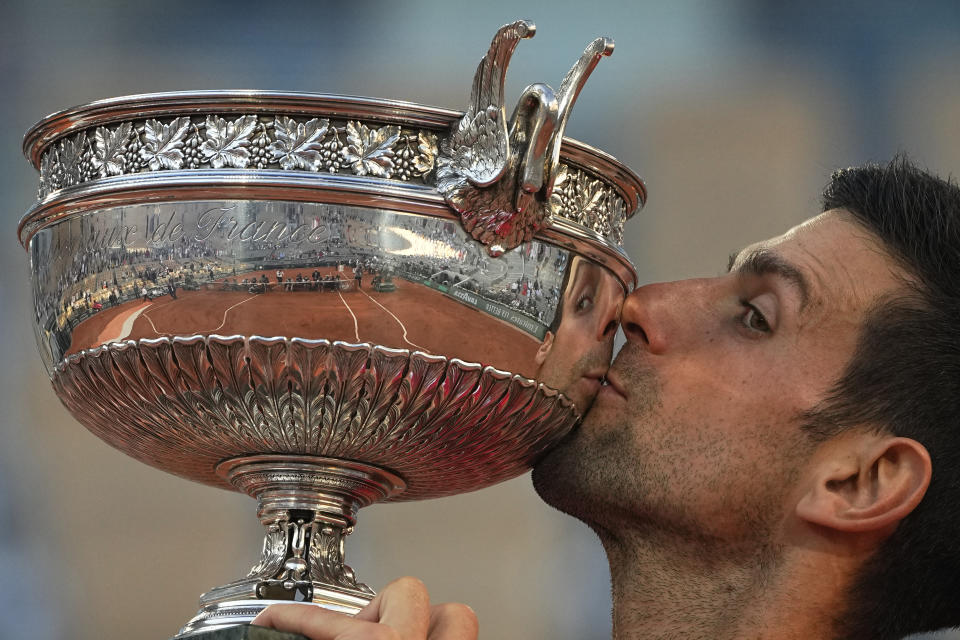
[532,344,662,532]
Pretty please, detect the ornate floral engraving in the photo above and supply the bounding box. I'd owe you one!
[182,124,204,169]
[270,116,329,171]
[92,122,133,177]
[550,164,626,243]
[32,114,631,246]
[201,115,257,169]
[608,194,627,245]
[573,175,604,227]
[51,336,578,499]
[188,514,373,634]
[123,127,145,172]
[393,131,439,181]
[140,117,191,170]
[240,520,373,597]
[247,524,287,578]
[350,347,409,452]
[307,524,373,595]
[594,190,615,240]
[387,352,448,444]
[321,344,369,454]
[58,132,88,188]
[342,121,400,178]
[414,131,438,175]
[38,147,59,198]
[548,164,570,212]
[320,128,345,173]
[249,123,271,169]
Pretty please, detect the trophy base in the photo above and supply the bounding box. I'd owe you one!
[174,622,307,640]
[176,456,404,638]
[179,595,368,638]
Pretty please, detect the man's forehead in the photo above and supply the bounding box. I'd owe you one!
[732,209,906,313]
[735,210,867,260]
[751,211,839,253]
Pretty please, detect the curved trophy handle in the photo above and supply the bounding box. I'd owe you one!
[544,37,615,199]
[509,82,558,215]
[436,21,614,256]
[464,19,535,187]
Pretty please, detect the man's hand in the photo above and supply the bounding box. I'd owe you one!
[251,577,478,640]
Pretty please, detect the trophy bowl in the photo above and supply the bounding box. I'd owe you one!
[18,20,644,638]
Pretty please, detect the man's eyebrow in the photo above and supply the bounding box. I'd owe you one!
[727,248,812,311]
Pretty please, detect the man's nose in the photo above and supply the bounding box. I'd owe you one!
[596,288,622,342]
[621,279,710,354]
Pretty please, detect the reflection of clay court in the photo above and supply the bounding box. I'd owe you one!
[68,268,540,378]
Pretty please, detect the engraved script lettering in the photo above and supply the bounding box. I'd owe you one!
[149,211,185,244]
[193,206,329,245]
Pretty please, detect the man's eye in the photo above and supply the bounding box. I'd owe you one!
[741,303,771,333]
[576,295,593,312]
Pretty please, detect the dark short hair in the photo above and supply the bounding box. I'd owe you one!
[547,257,576,335]
[804,157,960,639]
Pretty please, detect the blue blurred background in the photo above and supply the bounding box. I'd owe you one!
[2,1,959,638]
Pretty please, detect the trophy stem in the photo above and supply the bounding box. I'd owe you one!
[175,455,406,638]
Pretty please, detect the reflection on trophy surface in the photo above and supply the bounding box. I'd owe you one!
[535,257,625,412]
[18,19,644,638]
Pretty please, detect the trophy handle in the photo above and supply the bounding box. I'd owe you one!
[437,23,615,256]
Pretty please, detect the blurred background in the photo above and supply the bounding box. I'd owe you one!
[2,1,959,638]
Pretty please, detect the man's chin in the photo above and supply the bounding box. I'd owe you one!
[531,427,592,517]
[532,409,638,529]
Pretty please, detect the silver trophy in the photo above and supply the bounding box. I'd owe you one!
[18,20,644,638]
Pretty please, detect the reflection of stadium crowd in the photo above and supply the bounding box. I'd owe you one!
[33,229,248,361]
[34,205,569,363]
[390,244,566,326]
[220,267,352,293]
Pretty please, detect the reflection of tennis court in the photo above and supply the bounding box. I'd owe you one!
[68,268,540,378]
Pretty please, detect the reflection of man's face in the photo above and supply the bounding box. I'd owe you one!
[535,258,624,412]
[535,211,906,543]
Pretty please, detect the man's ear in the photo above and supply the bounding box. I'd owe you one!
[535,331,555,367]
[796,434,931,534]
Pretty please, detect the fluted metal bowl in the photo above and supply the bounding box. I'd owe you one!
[21,87,642,488]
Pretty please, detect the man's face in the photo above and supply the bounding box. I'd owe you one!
[534,210,907,544]
[535,258,624,412]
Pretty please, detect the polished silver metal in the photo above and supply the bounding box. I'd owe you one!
[176,455,407,636]
[24,110,638,250]
[436,20,617,255]
[52,337,578,496]
[18,19,646,637]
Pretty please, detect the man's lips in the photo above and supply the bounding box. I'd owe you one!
[580,368,607,389]
[583,367,607,382]
[601,370,627,399]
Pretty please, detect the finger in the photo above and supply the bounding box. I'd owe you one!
[251,603,381,640]
[352,590,384,623]
[366,576,432,638]
[428,603,479,640]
